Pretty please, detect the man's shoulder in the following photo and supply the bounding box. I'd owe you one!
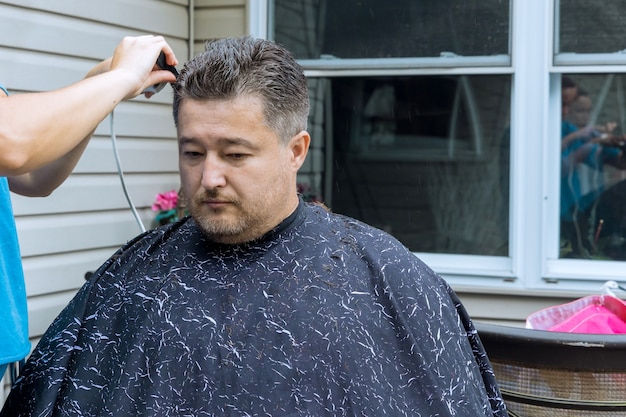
[305,202,388,232]
[302,202,412,254]
[104,217,196,264]
[561,120,578,137]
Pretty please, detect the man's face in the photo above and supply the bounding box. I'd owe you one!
[177,94,309,244]
[561,86,579,118]
[567,95,592,129]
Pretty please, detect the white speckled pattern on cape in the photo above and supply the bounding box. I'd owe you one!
[1,201,508,416]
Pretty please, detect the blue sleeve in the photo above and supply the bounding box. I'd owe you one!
[0,84,8,96]
[602,145,621,162]
[561,121,578,138]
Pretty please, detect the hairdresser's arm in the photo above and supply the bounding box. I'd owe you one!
[7,135,91,197]
[1,35,178,196]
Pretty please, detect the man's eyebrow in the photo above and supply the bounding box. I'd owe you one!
[178,136,195,145]
[178,136,260,149]
[178,136,202,148]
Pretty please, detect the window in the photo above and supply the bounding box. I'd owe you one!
[320,75,511,256]
[553,2,626,264]
[271,0,512,260]
[556,0,626,65]
[271,0,509,60]
[546,1,626,286]
[250,0,626,292]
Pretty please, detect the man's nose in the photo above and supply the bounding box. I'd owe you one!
[201,157,227,189]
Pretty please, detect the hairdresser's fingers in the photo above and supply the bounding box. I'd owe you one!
[109,35,179,98]
[158,42,178,68]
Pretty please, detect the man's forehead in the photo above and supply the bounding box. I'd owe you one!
[177,95,272,130]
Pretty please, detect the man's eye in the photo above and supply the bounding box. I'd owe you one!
[228,153,247,160]
[183,151,202,158]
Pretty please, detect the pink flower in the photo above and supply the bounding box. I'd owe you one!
[152,190,179,211]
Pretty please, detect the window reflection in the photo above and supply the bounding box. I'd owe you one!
[559,74,626,260]
[302,75,511,255]
[273,0,510,59]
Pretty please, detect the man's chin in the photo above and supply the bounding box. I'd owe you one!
[191,215,248,244]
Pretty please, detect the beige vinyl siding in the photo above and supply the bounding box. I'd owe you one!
[193,0,246,55]
[0,0,192,400]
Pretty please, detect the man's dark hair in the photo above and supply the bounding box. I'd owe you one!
[173,36,310,144]
[562,76,577,89]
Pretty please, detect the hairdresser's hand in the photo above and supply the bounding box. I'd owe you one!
[597,133,626,148]
[88,35,178,99]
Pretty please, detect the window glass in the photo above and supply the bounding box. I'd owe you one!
[559,74,626,260]
[272,0,510,60]
[558,2,626,54]
[301,75,511,255]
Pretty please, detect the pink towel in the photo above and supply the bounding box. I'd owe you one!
[526,295,626,334]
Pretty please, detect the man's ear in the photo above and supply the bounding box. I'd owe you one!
[288,130,311,170]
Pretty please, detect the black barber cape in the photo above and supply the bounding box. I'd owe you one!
[1,201,507,417]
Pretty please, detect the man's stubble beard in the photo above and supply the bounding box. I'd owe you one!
[188,188,271,244]
[188,190,243,243]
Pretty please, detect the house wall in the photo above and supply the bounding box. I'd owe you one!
[193,0,247,55]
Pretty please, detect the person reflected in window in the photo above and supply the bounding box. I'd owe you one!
[560,79,626,258]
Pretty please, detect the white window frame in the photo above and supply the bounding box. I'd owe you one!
[250,0,626,295]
